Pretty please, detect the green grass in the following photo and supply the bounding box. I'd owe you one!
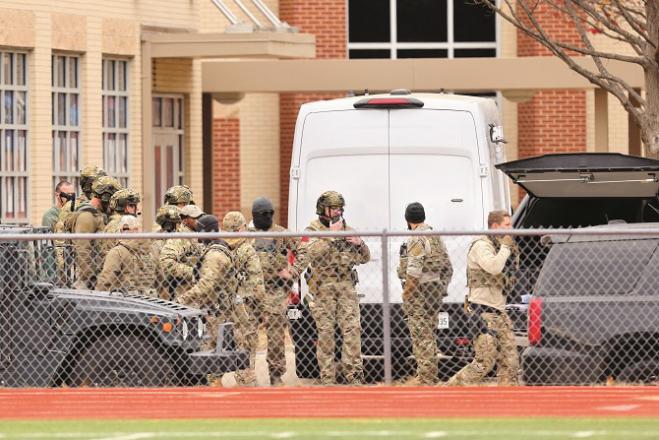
[0,418,658,439]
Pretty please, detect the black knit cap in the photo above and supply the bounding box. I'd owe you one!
[405,202,426,223]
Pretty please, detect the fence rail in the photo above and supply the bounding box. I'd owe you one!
[0,226,657,387]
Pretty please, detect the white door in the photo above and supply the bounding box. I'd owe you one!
[152,95,184,208]
[388,109,485,303]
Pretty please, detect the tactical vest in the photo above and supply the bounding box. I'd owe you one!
[305,219,357,284]
[398,227,453,282]
[118,241,158,295]
[197,240,237,311]
[251,226,288,280]
[63,204,101,233]
[466,236,516,291]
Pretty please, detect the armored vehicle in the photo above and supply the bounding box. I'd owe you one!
[0,226,247,387]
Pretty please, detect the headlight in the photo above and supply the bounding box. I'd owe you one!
[181,319,189,340]
[197,318,205,338]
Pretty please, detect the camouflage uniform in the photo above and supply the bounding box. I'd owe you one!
[178,239,236,351]
[153,206,182,299]
[224,211,266,386]
[292,192,370,385]
[250,222,298,385]
[159,235,202,302]
[398,223,453,385]
[52,165,105,286]
[65,176,122,289]
[95,238,157,295]
[447,235,519,386]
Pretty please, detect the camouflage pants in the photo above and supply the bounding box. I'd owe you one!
[402,281,444,384]
[309,280,364,385]
[233,296,261,386]
[262,282,290,383]
[448,311,519,386]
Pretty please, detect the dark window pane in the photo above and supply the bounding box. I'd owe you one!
[397,49,448,58]
[454,48,496,58]
[454,0,495,42]
[349,0,390,43]
[397,0,447,42]
[349,49,391,59]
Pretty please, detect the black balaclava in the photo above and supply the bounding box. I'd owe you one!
[405,202,426,229]
[252,197,274,231]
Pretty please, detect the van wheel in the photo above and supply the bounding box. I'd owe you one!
[617,360,659,384]
[68,334,175,387]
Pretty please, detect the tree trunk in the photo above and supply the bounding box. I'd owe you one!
[643,0,659,156]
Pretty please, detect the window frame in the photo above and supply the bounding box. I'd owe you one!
[0,50,29,224]
[347,0,498,59]
[152,94,185,207]
[102,58,130,188]
[52,53,82,190]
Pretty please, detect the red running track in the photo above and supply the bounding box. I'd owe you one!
[1,387,658,419]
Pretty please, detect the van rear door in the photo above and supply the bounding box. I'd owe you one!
[389,109,485,303]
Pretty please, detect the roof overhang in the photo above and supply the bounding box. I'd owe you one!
[202,56,643,93]
[143,31,315,59]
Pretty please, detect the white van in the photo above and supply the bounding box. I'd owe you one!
[286,90,510,381]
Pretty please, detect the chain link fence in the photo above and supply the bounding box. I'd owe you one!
[1,225,658,387]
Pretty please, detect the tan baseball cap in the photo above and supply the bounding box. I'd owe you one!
[180,204,204,219]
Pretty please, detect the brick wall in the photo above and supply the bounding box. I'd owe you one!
[213,118,241,220]
[278,0,346,226]
[516,4,588,200]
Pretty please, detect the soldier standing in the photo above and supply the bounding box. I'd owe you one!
[249,197,298,386]
[159,207,202,301]
[447,210,519,386]
[224,211,266,387]
[53,166,106,286]
[152,206,182,299]
[96,216,157,295]
[291,191,370,385]
[154,185,195,232]
[100,189,141,259]
[65,176,122,289]
[178,215,236,352]
[397,202,453,385]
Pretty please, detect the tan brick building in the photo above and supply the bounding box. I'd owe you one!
[0,0,642,226]
[0,0,313,226]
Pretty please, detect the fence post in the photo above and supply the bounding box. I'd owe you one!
[380,231,392,384]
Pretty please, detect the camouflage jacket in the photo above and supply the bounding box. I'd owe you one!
[398,223,453,285]
[229,239,266,300]
[95,239,157,295]
[292,219,370,283]
[249,223,298,282]
[67,204,106,289]
[159,236,202,284]
[178,241,236,312]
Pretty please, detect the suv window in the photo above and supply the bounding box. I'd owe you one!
[537,239,658,297]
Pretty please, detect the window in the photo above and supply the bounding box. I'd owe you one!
[102,59,129,187]
[0,51,28,223]
[52,54,80,189]
[348,0,496,59]
[152,95,185,208]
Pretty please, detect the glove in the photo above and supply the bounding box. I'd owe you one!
[499,235,515,248]
[402,276,418,301]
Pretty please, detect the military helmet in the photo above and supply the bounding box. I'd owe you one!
[222,211,246,232]
[164,185,194,205]
[92,176,123,202]
[109,189,141,213]
[316,190,345,216]
[156,205,182,227]
[79,165,107,196]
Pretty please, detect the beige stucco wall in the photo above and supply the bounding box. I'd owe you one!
[0,0,209,225]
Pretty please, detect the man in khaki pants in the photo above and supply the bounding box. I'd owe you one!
[448,210,519,386]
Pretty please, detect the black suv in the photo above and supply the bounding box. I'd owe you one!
[521,224,659,384]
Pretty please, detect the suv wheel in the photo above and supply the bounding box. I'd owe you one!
[68,334,175,387]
